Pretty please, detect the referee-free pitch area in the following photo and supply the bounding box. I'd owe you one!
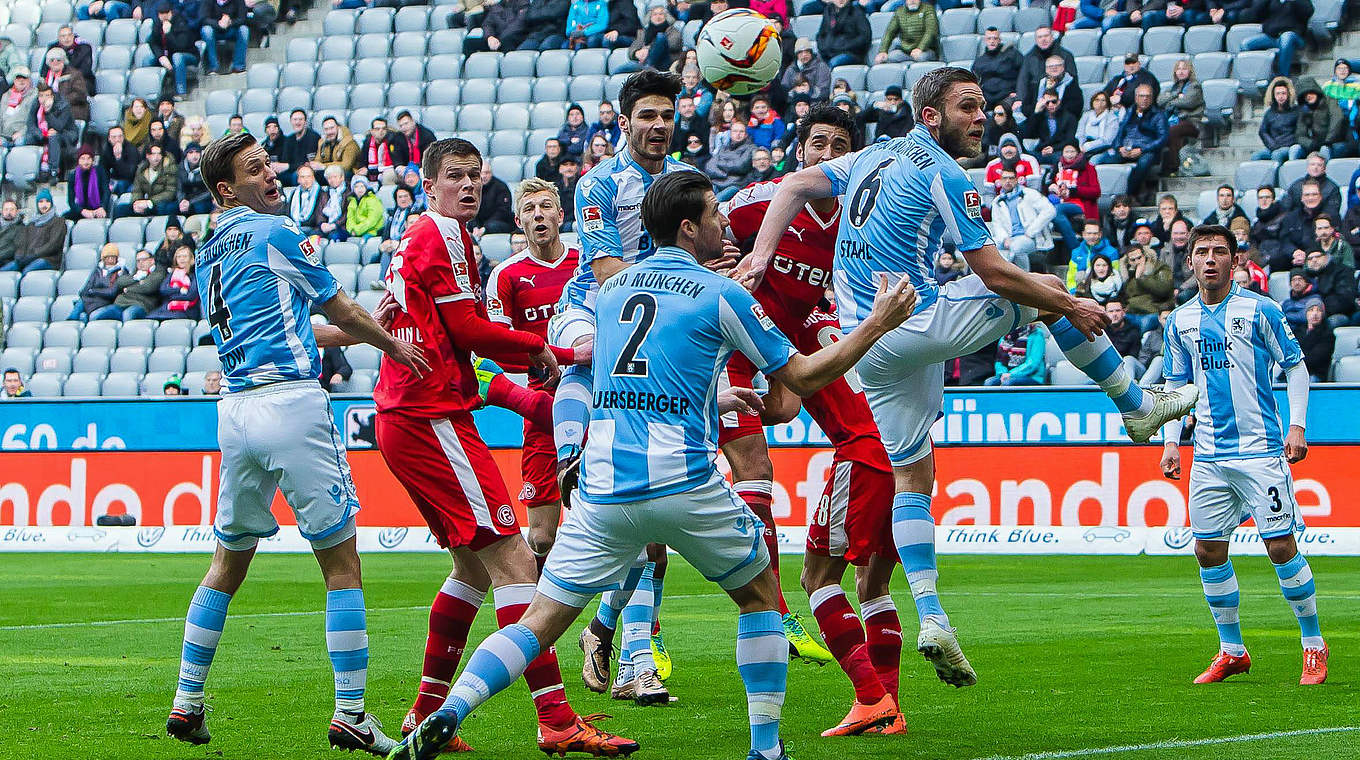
[1,553,1355,760]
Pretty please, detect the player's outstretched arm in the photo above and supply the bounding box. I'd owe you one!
[434,298,575,386]
[321,291,431,376]
[1284,362,1309,463]
[772,274,916,397]
[739,165,836,291]
[314,292,400,349]
[963,244,1109,339]
[758,378,803,425]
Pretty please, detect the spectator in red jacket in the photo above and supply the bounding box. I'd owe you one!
[1045,142,1101,254]
[985,133,1040,192]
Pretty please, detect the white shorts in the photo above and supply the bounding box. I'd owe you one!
[538,476,770,607]
[1189,455,1301,541]
[547,303,596,349]
[856,275,1038,465]
[215,380,360,551]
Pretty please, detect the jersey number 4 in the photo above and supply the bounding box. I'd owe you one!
[205,263,234,341]
[612,293,657,377]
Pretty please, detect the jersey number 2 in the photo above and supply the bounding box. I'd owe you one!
[848,158,894,229]
[613,293,657,377]
[205,264,233,341]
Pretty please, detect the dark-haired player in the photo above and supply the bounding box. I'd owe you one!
[392,169,919,760]
[165,132,428,755]
[373,137,636,757]
[742,67,1199,687]
[723,104,902,736]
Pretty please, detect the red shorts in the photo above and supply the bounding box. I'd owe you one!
[806,456,896,565]
[717,351,765,448]
[375,411,520,550]
[519,420,561,508]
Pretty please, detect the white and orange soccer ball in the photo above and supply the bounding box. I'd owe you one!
[694,9,782,96]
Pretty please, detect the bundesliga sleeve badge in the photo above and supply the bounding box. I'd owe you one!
[581,206,605,234]
[964,190,982,220]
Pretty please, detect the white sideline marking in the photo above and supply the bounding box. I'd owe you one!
[972,726,1360,760]
[6,590,1360,632]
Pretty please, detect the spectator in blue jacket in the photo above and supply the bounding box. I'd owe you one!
[746,95,786,150]
[1070,0,1119,29]
[1069,219,1119,290]
[585,100,623,150]
[1096,83,1168,200]
[566,0,610,48]
[557,103,590,158]
[1241,0,1312,79]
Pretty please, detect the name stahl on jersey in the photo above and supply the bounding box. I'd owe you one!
[486,246,580,381]
[721,179,887,467]
[374,211,487,417]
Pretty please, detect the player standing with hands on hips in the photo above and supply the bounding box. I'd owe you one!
[165,131,429,755]
[737,67,1199,688]
[1159,224,1328,686]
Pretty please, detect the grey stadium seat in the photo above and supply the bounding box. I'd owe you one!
[104,19,140,46]
[320,36,356,61]
[1051,360,1095,385]
[1194,52,1232,81]
[1234,160,1277,192]
[569,77,605,104]
[1233,50,1275,93]
[1148,54,1183,83]
[461,79,497,104]
[392,31,427,58]
[247,63,281,90]
[458,106,494,131]
[155,320,196,348]
[387,81,424,109]
[110,346,150,374]
[870,12,892,40]
[490,154,524,182]
[905,61,946,90]
[140,372,176,396]
[0,271,16,300]
[5,146,44,191]
[535,77,570,102]
[35,348,73,375]
[0,347,35,376]
[346,344,382,371]
[356,33,391,59]
[80,321,120,348]
[1332,355,1360,382]
[831,65,867,91]
[1325,157,1359,190]
[975,7,1015,33]
[11,296,52,323]
[1141,26,1183,56]
[572,49,608,76]
[792,15,821,39]
[490,131,524,156]
[607,47,632,75]
[941,34,981,63]
[1183,24,1224,55]
[101,372,142,397]
[537,50,573,78]
[20,271,59,298]
[464,52,501,79]
[1013,6,1051,32]
[1075,56,1106,84]
[1278,159,1308,191]
[282,60,317,88]
[1100,27,1141,57]
[26,373,65,397]
[313,85,349,114]
[6,324,43,348]
[531,102,566,130]
[1267,270,1290,302]
[1095,164,1132,196]
[1225,23,1261,53]
[1332,327,1360,359]
[356,7,395,34]
[390,56,426,82]
[325,242,362,266]
[238,88,276,114]
[118,319,157,347]
[353,58,391,85]
[187,345,222,372]
[108,217,146,245]
[349,86,385,110]
[127,68,163,101]
[322,10,357,35]
[356,264,383,292]
[148,346,188,373]
[498,77,534,104]
[89,94,122,131]
[495,104,531,131]
[95,70,126,96]
[205,90,239,117]
[328,265,358,293]
[73,347,110,374]
[51,296,79,323]
[394,6,431,32]
[867,63,906,92]
[286,38,319,62]
[43,321,81,348]
[98,46,133,72]
[427,29,465,57]
[501,50,538,78]
[63,373,103,397]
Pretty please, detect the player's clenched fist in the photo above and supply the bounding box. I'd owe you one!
[867,274,918,331]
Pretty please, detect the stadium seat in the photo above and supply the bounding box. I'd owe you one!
[1331,326,1360,360]
[349,86,385,110]
[247,63,281,90]
[26,373,65,397]
[941,35,981,63]
[205,90,239,117]
[346,344,383,371]
[458,106,494,132]
[286,37,319,62]
[328,265,359,294]
[1142,26,1184,56]
[1333,355,1360,382]
[118,319,157,348]
[1012,6,1051,33]
[1075,56,1106,84]
[1183,24,1225,55]
[42,321,81,348]
[155,320,195,348]
[357,6,395,34]
[1051,360,1095,385]
[148,346,188,373]
[1100,27,1141,57]
[325,242,362,266]
[127,68,163,101]
[73,347,110,374]
[498,50,537,78]
[95,70,127,96]
[569,77,605,103]
[11,296,52,323]
[1148,54,1182,84]
[530,102,567,130]
[538,50,573,78]
[394,5,431,32]
[465,52,501,79]
[356,289,385,313]
[322,10,356,36]
[312,85,349,114]
[140,372,176,396]
[35,348,73,375]
[0,347,36,376]
[390,56,426,82]
[1277,159,1308,192]
[0,271,17,300]
[533,77,570,102]
[1234,161,1277,192]
[1267,270,1291,302]
[5,146,43,192]
[1194,50,1233,80]
[491,132,526,157]
[1224,23,1261,53]
[607,47,632,75]
[572,49,608,76]
[792,15,821,39]
[101,372,142,397]
[80,321,120,348]
[110,346,150,374]
[89,94,122,131]
[107,217,146,245]
[1232,50,1275,92]
[1094,164,1132,196]
[238,88,276,115]
[104,18,139,46]
[388,81,424,110]
[497,77,534,104]
[427,30,464,58]
[74,19,106,46]
[51,296,79,323]
[357,32,392,59]
[277,86,313,113]
[181,371,208,395]
[20,271,59,299]
[831,65,867,91]
[63,372,103,397]
[976,6,1015,33]
[461,79,497,105]
[357,264,383,292]
[867,63,906,92]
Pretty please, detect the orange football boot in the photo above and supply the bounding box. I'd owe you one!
[537,714,640,757]
[1301,646,1329,685]
[820,694,898,737]
[403,708,473,752]
[1193,650,1251,684]
[863,713,907,735]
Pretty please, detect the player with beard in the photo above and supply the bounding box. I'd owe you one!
[722,103,904,736]
[165,132,429,755]
[740,67,1199,688]
[369,138,636,757]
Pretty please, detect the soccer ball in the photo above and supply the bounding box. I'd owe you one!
[695,9,782,96]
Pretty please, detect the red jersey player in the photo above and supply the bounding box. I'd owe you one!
[486,177,580,559]
[722,106,906,737]
[373,138,636,757]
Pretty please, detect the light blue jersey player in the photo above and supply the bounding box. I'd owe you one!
[165,133,426,754]
[1158,225,1327,686]
[391,170,918,760]
[741,67,1198,688]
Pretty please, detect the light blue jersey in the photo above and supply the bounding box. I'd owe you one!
[560,149,692,311]
[820,124,991,331]
[580,247,797,504]
[1164,284,1303,461]
[196,205,340,393]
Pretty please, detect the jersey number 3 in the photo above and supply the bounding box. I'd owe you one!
[612,293,657,377]
[848,158,894,229]
[205,263,234,341]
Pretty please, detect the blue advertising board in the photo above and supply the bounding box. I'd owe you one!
[3,385,1358,452]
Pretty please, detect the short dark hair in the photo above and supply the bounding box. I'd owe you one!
[796,103,862,151]
[3,368,19,378]
[290,108,305,119]
[229,113,243,122]
[641,170,712,248]
[201,131,258,206]
[421,137,482,179]
[1258,184,1276,196]
[1123,244,1145,256]
[1315,212,1335,225]
[1082,219,1101,231]
[372,116,387,127]
[396,110,413,121]
[751,94,771,108]
[1301,177,1322,191]
[619,69,682,120]
[984,25,999,32]
[1217,184,1234,194]
[999,167,1017,177]
[912,66,980,121]
[1170,217,1191,232]
[35,81,52,95]
[1111,194,1132,208]
[323,115,338,125]
[1188,224,1237,255]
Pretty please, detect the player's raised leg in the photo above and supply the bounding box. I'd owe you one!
[580,565,643,693]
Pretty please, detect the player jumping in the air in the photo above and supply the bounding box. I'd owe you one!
[486,177,582,565]
[1158,224,1328,686]
[721,104,903,736]
[389,169,919,760]
[741,67,1199,687]
[372,137,637,756]
[165,132,429,755]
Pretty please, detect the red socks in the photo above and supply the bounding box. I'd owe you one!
[809,585,886,704]
[487,373,554,430]
[735,480,789,615]
[494,584,577,729]
[412,576,483,718]
[861,595,902,703]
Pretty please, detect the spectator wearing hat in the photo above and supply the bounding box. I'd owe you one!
[779,94,813,151]
[44,27,93,90]
[345,175,385,240]
[1,69,34,147]
[1300,301,1334,382]
[554,154,580,230]
[2,369,33,399]
[558,103,590,159]
[985,133,1041,190]
[861,85,915,140]
[163,375,185,395]
[71,243,129,322]
[780,39,831,102]
[41,48,88,123]
[1281,268,1321,331]
[618,4,682,71]
[113,144,180,219]
[146,118,183,163]
[151,216,196,267]
[875,0,937,64]
[178,142,212,215]
[65,147,110,220]
[261,115,286,170]
[4,189,66,272]
[149,2,199,98]
[816,0,871,69]
[199,0,250,74]
[25,83,77,184]
[972,27,1023,109]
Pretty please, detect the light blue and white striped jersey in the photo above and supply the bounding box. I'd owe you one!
[820,124,991,331]
[560,149,692,311]
[195,205,340,393]
[1163,284,1303,461]
[580,247,797,504]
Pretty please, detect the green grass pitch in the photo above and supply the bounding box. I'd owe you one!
[0,553,1355,760]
